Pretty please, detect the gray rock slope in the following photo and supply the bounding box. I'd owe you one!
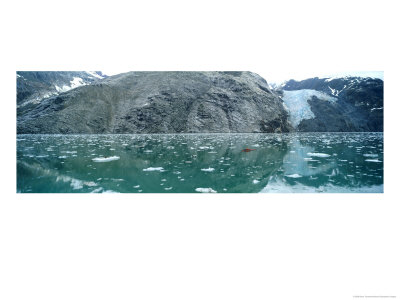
[17,71,106,108]
[17,71,292,134]
[277,76,383,132]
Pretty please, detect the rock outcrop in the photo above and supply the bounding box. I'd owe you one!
[17,71,292,134]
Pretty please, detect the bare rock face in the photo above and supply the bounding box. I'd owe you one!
[17,71,293,134]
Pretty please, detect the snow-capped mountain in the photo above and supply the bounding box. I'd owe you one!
[16,72,383,134]
[17,71,292,134]
[273,76,383,132]
[17,71,107,108]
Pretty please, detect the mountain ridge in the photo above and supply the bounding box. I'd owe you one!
[17,71,292,134]
[16,71,383,134]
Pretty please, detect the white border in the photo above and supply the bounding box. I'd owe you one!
[1,0,399,299]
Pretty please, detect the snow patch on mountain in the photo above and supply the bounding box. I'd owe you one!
[282,89,337,127]
[70,77,86,89]
[86,71,105,79]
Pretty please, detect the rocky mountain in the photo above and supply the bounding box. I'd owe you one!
[274,76,383,132]
[17,71,292,134]
[17,71,106,108]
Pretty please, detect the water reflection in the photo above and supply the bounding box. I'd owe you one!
[17,133,383,193]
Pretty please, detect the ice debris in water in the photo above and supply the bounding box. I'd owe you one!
[92,156,120,162]
[285,174,303,178]
[70,179,83,190]
[253,179,260,184]
[195,187,217,193]
[307,153,331,158]
[143,167,164,171]
[201,168,215,172]
[363,154,378,157]
[365,159,382,163]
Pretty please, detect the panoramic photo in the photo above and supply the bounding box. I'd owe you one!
[16,71,384,193]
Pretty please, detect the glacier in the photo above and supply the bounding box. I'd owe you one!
[282,89,337,127]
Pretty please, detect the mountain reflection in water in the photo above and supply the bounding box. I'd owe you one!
[17,133,383,193]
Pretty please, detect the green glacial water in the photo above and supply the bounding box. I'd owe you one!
[17,133,383,193]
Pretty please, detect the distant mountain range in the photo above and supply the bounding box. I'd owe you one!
[17,71,106,108]
[276,76,383,132]
[16,71,383,133]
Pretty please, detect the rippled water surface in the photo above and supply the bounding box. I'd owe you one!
[17,133,383,193]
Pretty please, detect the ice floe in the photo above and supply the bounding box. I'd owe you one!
[363,154,378,157]
[195,187,217,193]
[201,168,215,172]
[365,159,382,163]
[92,156,120,162]
[143,167,164,171]
[307,152,331,157]
[285,174,303,178]
[371,107,383,112]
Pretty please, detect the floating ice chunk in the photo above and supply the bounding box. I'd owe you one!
[253,179,260,184]
[143,167,164,171]
[144,150,153,153]
[91,187,103,193]
[195,188,217,193]
[70,179,83,190]
[164,187,173,190]
[92,156,120,162]
[201,168,215,172]
[307,153,331,158]
[285,174,303,178]
[363,154,378,157]
[365,159,382,162]
[134,185,140,188]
